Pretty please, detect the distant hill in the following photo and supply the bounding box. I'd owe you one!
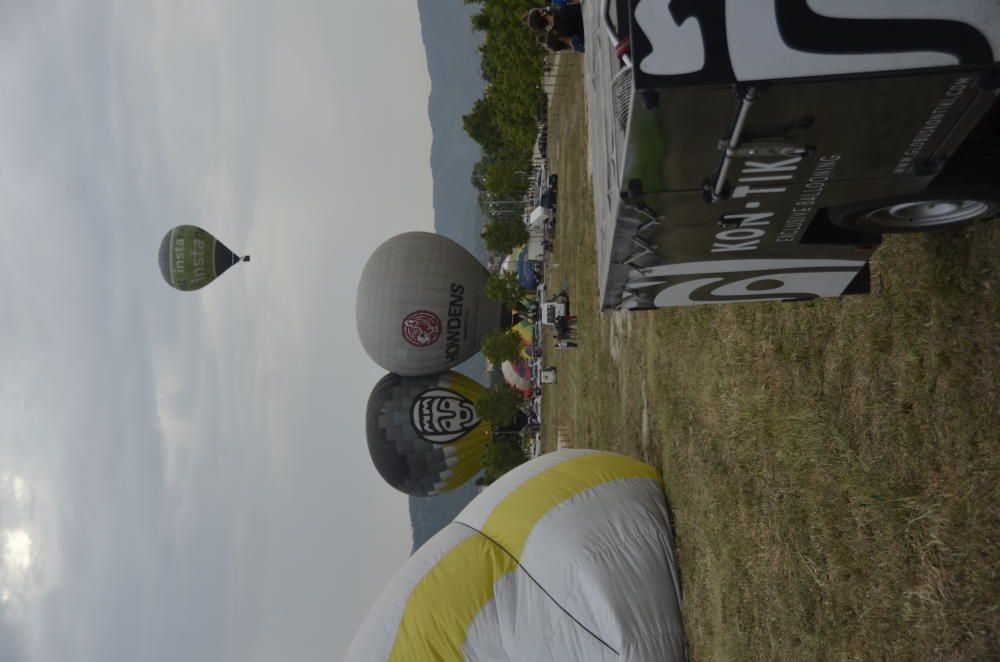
[409,1,487,553]
[408,480,481,553]
[417,0,487,261]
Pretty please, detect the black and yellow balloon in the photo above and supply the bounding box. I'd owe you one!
[366,371,491,497]
[158,225,248,291]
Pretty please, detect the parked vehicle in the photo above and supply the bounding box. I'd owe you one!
[536,284,568,325]
[588,0,1000,309]
[541,174,558,210]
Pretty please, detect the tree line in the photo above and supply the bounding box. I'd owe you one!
[463,0,548,482]
[464,0,547,256]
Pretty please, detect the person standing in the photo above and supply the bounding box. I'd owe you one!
[525,5,582,37]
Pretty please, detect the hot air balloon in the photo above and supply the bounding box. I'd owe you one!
[346,449,687,661]
[510,319,535,359]
[356,232,505,376]
[158,225,248,291]
[501,359,533,394]
[366,370,492,497]
[515,245,540,290]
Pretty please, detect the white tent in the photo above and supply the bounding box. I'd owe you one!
[528,205,549,232]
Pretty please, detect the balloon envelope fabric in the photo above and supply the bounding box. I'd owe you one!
[158,225,245,291]
[356,232,504,376]
[346,450,687,661]
[500,359,532,393]
[366,371,491,496]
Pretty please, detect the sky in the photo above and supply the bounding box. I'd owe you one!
[0,1,434,659]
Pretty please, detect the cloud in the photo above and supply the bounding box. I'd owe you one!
[0,0,431,660]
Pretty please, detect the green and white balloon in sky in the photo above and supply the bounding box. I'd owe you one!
[158,225,249,291]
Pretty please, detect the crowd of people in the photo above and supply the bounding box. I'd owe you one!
[554,312,578,349]
[544,286,578,349]
[524,1,585,53]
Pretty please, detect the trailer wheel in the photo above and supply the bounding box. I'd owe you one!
[828,186,1000,234]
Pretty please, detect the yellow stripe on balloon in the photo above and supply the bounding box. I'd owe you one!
[443,372,485,401]
[482,452,661,559]
[388,534,516,662]
[388,453,661,658]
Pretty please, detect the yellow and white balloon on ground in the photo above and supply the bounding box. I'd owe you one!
[346,450,686,661]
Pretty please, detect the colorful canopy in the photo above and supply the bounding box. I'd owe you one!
[510,319,534,346]
[516,246,540,289]
[366,371,491,497]
[346,450,687,661]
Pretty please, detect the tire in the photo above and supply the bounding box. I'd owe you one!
[828,185,1000,234]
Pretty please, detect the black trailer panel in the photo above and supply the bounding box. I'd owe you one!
[586,0,1000,310]
[623,72,984,195]
[626,0,1000,88]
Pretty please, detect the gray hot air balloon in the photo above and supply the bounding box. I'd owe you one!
[366,371,490,496]
[356,232,505,376]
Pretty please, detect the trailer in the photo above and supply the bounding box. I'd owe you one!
[526,232,547,262]
[585,0,1000,309]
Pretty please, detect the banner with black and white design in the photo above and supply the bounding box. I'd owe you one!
[631,0,1000,86]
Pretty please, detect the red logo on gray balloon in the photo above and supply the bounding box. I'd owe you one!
[402,310,442,347]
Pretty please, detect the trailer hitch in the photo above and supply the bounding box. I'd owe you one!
[705,86,760,202]
[705,86,816,203]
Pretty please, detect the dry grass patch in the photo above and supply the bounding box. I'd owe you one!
[541,56,1000,660]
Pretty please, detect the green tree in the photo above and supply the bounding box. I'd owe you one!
[471,158,490,191]
[485,271,525,309]
[481,219,528,255]
[474,383,525,428]
[481,329,524,366]
[481,435,529,485]
[485,160,530,198]
[465,0,550,254]
[463,0,548,209]
[462,98,502,155]
[470,12,491,32]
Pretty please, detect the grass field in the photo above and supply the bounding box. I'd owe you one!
[540,56,999,661]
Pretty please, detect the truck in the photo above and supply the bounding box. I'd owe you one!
[536,283,568,325]
[585,0,1000,309]
[535,359,558,384]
